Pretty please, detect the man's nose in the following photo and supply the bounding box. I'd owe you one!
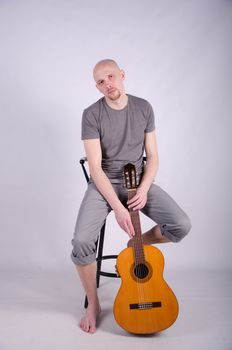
[105,80,112,88]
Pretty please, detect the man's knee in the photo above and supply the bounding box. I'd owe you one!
[162,214,191,243]
[174,215,191,242]
[179,215,191,238]
[71,236,96,266]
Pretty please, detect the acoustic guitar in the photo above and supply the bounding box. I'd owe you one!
[113,163,179,334]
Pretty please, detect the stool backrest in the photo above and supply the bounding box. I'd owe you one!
[79,156,147,184]
[79,157,89,183]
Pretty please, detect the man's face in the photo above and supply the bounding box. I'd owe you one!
[93,63,125,101]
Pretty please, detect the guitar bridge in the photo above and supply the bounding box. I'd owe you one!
[129,302,162,310]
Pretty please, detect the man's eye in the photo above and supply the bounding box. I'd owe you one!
[98,81,104,85]
[109,75,113,79]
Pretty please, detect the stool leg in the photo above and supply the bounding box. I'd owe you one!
[84,295,88,309]
[96,221,106,288]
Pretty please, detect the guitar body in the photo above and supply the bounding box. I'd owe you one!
[113,245,179,334]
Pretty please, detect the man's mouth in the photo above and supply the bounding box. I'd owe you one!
[108,88,116,94]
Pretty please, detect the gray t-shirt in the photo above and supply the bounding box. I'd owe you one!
[81,94,155,183]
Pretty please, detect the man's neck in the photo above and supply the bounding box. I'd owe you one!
[104,93,128,110]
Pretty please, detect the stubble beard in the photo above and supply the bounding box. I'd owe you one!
[107,89,121,101]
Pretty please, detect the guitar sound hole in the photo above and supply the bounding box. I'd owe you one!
[134,264,149,279]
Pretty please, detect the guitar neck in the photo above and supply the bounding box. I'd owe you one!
[128,189,145,264]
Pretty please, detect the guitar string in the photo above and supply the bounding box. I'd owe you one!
[134,210,146,311]
[131,213,144,316]
[132,194,153,327]
[134,210,148,327]
[135,211,152,327]
[129,191,142,309]
[127,169,149,325]
[129,191,146,315]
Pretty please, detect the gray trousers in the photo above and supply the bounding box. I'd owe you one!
[71,182,191,266]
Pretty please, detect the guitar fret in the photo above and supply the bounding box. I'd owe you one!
[128,190,145,265]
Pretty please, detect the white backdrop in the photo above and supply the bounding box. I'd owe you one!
[0,0,231,271]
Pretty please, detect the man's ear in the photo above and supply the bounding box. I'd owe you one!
[120,69,125,80]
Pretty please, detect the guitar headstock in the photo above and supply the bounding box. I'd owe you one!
[123,163,138,190]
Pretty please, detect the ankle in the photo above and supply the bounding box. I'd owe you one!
[86,298,100,309]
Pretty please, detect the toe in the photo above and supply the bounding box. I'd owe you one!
[89,325,96,333]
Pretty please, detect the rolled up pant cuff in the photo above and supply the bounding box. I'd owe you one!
[70,251,96,266]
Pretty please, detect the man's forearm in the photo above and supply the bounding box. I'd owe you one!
[138,156,159,193]
[90,168,123,211]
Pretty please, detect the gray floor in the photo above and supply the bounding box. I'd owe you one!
[0,267,231,350]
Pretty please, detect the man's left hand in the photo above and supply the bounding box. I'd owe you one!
[127,188,147,211]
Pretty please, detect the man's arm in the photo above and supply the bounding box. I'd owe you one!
[83,139,135,237]
[127,130,159,210]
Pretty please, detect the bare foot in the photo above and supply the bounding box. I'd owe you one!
[127,237,149,247]
[79,303,101,333]
[127,227,170,247]
[127,231,152,247]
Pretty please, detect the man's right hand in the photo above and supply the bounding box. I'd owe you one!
[114,206,135,238]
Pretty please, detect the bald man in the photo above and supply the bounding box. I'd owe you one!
[71,59,191,333]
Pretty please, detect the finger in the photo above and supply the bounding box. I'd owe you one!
[132,199,147,210]
[128,199,142,209]
[119,220,133,237]
[127,220,135,237]
[128,196,141,206]
[124,222,133,237]
[127,194,140,205]
[132,204,144,211]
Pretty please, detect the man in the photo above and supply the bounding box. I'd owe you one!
[71,59,191,333]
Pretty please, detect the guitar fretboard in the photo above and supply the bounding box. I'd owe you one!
[128,189,145,265]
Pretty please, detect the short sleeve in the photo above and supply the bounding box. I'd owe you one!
[145,103,155,133]
[81,109,100,140]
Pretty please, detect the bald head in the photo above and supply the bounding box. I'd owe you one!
[93,59,121,81]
